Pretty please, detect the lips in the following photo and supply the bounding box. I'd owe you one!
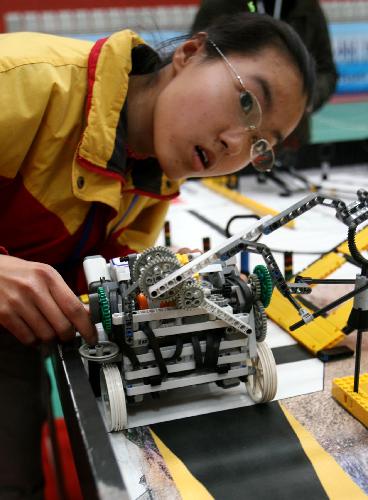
[194,145,215,171]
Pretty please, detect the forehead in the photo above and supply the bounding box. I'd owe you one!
[227,47,303,99]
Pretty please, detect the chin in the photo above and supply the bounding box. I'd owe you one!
[158,159,184,181]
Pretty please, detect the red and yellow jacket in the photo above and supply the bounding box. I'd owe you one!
[0,30,180,292]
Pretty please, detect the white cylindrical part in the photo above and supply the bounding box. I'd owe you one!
[83,255,110,286]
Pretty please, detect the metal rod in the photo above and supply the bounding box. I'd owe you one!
[296,277,356,285]
[290,281,368,331]
[354,330,363,392]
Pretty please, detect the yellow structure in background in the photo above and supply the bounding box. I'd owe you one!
[332,374,368,428]
[267,289,344,354]
[267,224,368,354]
[202,178,295,228]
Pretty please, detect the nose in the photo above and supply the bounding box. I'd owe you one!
[218,126,245,157]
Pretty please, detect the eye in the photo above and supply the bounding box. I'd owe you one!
[240,91,253,114]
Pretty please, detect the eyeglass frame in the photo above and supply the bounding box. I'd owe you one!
[208,39,275,172]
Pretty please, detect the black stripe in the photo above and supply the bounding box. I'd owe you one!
[141,323,168,381]
[106,103,129,176]
[272,344,313,365]
[151,403,328,500]
[187,210,227,236]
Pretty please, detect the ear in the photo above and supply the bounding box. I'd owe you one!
[172,32,207,74]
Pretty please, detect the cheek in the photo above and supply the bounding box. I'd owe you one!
[153,87,215,158]
[152,90,194,179]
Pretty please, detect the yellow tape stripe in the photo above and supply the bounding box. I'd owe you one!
[150,429,214,500]
[201,179,295,228]
[280,404,366,499]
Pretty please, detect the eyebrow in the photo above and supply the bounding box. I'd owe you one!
[253,75,273,111]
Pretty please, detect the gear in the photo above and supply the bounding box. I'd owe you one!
[253,265,274,307]
[138,255,180,299]
[176,281,204,309]
[207,293,228,308]
[253,300,267,342]
[248,273,261,301]
[132,246,177,282]
[97,287,112,334]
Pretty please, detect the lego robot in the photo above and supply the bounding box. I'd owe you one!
[79,190,368,431]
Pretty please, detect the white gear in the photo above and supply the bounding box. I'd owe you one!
[132,246,177,282]
[139,254,180,299]
[176,281,204,309]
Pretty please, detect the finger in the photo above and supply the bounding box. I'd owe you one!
[19,301,61,342]
[7,288,74,343]
[49,280,97,344]
[35,292,75,342]
[176,247,192,254]
[1,315,37,346]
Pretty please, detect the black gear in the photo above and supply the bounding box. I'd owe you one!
[248,273,261,301]
[253,300,267,342]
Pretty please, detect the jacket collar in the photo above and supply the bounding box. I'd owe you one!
[73,30,180,210]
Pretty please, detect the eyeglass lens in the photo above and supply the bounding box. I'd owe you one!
[208,38,274,171]
[250,139,275,172]
[239,91,262,130]
[239,92,274,172]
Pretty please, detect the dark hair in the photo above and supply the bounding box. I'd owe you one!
[197,13,315,108]
[133,12,315,107]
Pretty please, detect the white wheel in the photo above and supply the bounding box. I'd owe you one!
[100,364,127,431]
[245,342,277,403]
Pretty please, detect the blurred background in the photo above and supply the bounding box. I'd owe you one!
[1,0,368,170]
[1,0,367,96]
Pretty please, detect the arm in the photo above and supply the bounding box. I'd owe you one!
[0,55,96,344]
[0,255,96,345]
[0,65,54,181]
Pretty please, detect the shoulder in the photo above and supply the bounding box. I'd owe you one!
[0,32,93,73]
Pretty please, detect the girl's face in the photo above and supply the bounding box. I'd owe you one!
[153,38,307,180]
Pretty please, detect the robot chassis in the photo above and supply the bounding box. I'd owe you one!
[80,190,368,431]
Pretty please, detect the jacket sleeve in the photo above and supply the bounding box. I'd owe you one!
[102,198,171,259]
[0,63,57,181]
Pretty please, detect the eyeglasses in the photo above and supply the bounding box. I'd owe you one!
[208,39,275,172]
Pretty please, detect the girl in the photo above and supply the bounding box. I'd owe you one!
[0,13,314,497]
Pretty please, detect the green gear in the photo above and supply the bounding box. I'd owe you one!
[253,265,273,308]
[97,287,112,334]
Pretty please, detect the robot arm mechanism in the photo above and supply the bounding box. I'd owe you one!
[79,189,368,431]
[148,190,368,327]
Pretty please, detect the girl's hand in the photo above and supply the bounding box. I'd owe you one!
[0,255,97,345]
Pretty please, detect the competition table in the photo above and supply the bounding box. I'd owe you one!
[52,341,129,500]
